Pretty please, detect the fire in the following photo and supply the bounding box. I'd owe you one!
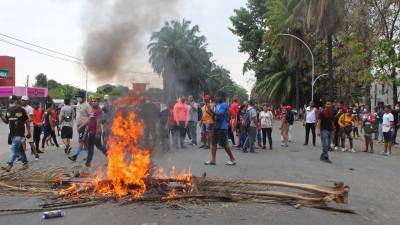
[60,94,192,200]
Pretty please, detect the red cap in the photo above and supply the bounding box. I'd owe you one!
[203,95,211,100]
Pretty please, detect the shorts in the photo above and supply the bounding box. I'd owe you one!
[383,131,392,142]
[281,123,289,133]
[212,129,228,147]
[61,126,73,139]
[202,123,214,133]
[78,125,87,141]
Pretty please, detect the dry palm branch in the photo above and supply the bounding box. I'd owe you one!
[0,166,354,214]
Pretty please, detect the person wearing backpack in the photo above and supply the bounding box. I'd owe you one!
[362,109,376,153]
[60,99,75,154]
[242,99,259,153]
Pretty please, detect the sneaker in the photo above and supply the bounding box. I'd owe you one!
[380,151,386,155]
[1,164,12,172]
[334,146,339,151]
[350,149,356,153]
[341,148,347,152]
[85,162,91,167]
[204,160,216,165]
[37,150,44,154]
[21,163,29,170]
[199,144,207,149]
[242,149,248,153]
[303,143,308,146]
[225,160,236,166]
[384,152,391,156]
[330,144,335,148]
[68,155,77,162]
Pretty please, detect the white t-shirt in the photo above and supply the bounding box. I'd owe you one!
[259,111,273,128]
[382,113,394,132]
[305,107,317,123]
[23,105,34,141]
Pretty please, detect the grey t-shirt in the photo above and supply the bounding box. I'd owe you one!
[188,102,199,122]
[248,106,257,127]
[76,102,92,128]
[60,105,75,127]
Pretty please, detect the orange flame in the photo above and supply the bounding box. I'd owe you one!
[60,94,192,199]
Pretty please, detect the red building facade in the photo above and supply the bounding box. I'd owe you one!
[0,56,16,86]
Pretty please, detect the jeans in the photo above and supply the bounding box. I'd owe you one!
[41,126,59,148]
[188,121,197,144]
[261,128,272,148]
[174,121,186,148]
[33,125,42,151]
[257,129,262,145]
[239,132,247,147]
[305,123,316,145]
[342,128,353,149]
[320,130,332,160]
[243,126,257,152]
[86,134,107,165]
[228,127,235,145]
[7,136,28,166]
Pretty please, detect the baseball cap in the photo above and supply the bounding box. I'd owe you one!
[203,95,211,100]
[21,96,29,101]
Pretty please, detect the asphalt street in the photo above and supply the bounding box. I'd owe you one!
[0,121,399,225]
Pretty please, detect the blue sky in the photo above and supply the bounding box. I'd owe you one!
[0,0,254,92]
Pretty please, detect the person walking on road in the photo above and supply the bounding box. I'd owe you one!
[317,101,335,163]
[32,101,44,154]
[205,91,236,166]
[60,99,75,154]
[68,92,91,162]
[41,103,60,149]
[1,96,31,172]
[259,104,274,150]
[362,109,376,153]
[280,106,293,148]
[242,99,258,153]
[338,108,356,153]
[187,95,199,146]
[381,105,394,156]
[173,97,189,149]
[21,96,40,160]
[303,101,318,147]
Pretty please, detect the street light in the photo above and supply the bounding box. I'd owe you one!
[277,33,315,102]
[312,74,328,98]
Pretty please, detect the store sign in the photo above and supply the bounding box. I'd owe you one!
[0,69,9,79]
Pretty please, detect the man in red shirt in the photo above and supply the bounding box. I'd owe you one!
[32,102,44,154]
[78,97,106,167]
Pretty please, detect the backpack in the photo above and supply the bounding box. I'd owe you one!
[63,107,73,122]
[245,108,252,128]
[286,111,294,125]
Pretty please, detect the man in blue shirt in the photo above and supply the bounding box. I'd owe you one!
[205,91,236,166]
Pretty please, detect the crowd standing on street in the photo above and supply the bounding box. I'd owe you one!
[1,89,400,172]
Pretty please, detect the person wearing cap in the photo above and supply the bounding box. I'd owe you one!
[1,96,31,172]
[60,99,75,154]
[205,91,236,166]
[200,95,214,149]
[21,96,40,160]
[68,91,92,162]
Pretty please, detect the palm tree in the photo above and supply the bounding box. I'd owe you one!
[292,0,346,100]
[148,19,212,102]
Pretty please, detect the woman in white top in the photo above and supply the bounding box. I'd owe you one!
[259,104,274,149]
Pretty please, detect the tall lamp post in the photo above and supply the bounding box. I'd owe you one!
[277,33,315,102]
[312,74,328,100]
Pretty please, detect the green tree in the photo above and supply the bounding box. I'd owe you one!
[148,19,212,102]
[34,73,48,87]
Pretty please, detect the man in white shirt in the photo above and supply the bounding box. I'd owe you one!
[303,101,318,147]
[382,105,394,156]
[21,96,39,160]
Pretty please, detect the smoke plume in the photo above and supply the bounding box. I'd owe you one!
[82,0,179,81]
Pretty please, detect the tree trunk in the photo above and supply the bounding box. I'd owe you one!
[327,35,334,100]
[295,66,300,110]
[391,66,398,105]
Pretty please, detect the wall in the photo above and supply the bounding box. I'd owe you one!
[0,56,16,86]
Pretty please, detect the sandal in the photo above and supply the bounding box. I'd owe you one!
[204,160,216,165]
[225,160,236,166]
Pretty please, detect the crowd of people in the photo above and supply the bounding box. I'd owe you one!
[0,89,398,172]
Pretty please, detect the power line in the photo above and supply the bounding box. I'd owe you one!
[0,32,82,61]
[0,33,155,75]
[0,38,82,65]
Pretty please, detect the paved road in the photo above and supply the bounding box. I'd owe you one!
[0,121,399,225]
